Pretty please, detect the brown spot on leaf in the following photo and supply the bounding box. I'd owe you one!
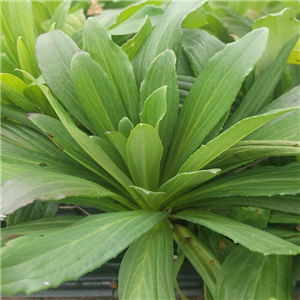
[209,260,215,264]
[184,237,191,243]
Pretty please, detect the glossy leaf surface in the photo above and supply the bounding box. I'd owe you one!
[215,246,294,300]
[1,211,168,295]
[1,171,130,215]
[165,28,268,178]
[175,210,300,255]
[127,124,163,192]
[119,221,175,300]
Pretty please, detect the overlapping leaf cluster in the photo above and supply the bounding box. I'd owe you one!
[1,1,300,299]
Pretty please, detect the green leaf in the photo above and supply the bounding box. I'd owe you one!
[1,119,71,164]
[227,207,270,229]
[269,212,300,224]
[227,1,268,16]
[140,86,167,129]
[36,30,94,133]
[119,221,175,300]
[128,185,165,211]
[1,171,132,215]
[206,140,300,171]
[164,28,269,179]
[132,0,206,85]
[38,86,139,204]
[109,4,164,36]
[140,49,179,157]
[1,74,38,112]
[6,201,58,227]
[1,104,39,130]
[179,163,300,205]
[179,108,295,173]
[127,124,163,192]
[118,117,134,138]
[173,224,221,296]
[1,1,37,67]
[122,16,153,60]
[89,136,129,175]
[225,35,299,127]
[16,37,40,80]
[28,113,122,191]
[83,18,140,125]
[245,110,300,141]
[215,246,294,300]
[253,8,300,77]
[194,195,300,216]
[71,51,127,138]
[259,85,300,113]
[49,0,71,31]
[105,131,128,166]
[1,216,83,245]
[182,7,207,29]
[159,169,220,205]
[1,211,168,295]
[182,28,225,76]
[175,210,299,255]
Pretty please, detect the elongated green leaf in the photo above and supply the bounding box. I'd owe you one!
[164,28,269,179]
[49,0,71,31]
[1,119,70,162]
[140,86,167,129]
[227,207,270,229]
[89,136,128,175]
[140,49,179,156]
[2,216,83,245]
[127,124,163,192]
[28,113,117,186]
[1,211,168,295]
[245,110,300,141]
[119,221,175,300]
[178,163,300,206]
[254,8,300,77]
[269,212,300,224]
[1,1,37,67]
[83,18,140,125]
[260,85,300,113]
[1,105,38,130]
[122,16,153,60]
[175,210,299,255]
[132,0,205,85]
[215,246,294,300]
[179,108,295,173]
[159,169,220,205]
[129,186,165,211]
[38,86,139,204]
[36,30,94,133]
[16,37,40,80]
[206,140,300,170]
[0,171,132,215]
[1,79,38,112]
[71,51,127,138]
[182,28,225,76]
[225,35,299,127]
[106,131,128,166]
[118,117,134,138]
[109,4,164,36]
[193,195,300,216]
[173,224,221,296]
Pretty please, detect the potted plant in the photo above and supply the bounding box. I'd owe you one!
[1,1,300,299]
